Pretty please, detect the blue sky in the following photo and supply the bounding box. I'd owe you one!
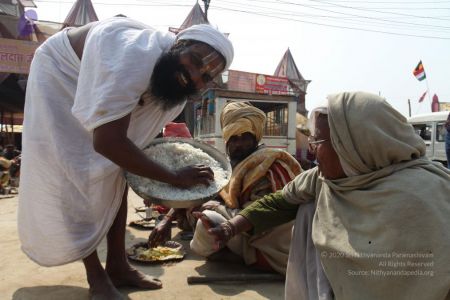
[32,0,450,116]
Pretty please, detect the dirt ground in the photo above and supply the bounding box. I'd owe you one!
[0,191,284,300]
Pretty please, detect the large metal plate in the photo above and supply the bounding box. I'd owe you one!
[125,138,231,208]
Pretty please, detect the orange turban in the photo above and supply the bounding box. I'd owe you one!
[220,102,266,143]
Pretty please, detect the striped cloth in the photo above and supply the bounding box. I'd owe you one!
[220,147,301,209]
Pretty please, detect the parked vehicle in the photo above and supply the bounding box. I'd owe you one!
[407,111,448,164]
[194,89,298,155]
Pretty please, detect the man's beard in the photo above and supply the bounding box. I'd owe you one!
[150,51,197,110]
[228,144,258,167]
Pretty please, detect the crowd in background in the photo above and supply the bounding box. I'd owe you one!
[0,144,21,194]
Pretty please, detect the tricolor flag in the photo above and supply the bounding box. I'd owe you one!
[418,91,427,103]
[413,61,426,81]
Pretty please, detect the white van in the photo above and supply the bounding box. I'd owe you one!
[407,111,448,164]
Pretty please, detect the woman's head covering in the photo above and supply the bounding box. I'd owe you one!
[325,91,425,176]
[308,102,328,137]
[176,24,234,71]
[220,102,266,143]
[284,92,450,300]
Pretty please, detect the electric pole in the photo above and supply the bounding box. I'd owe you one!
[408,99,411,117]
[202,0,210,20]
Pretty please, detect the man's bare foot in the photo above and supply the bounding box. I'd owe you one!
[106,263,162,290]
[88,272,124,300]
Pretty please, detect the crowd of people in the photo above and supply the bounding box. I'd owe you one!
[14,16,450,300]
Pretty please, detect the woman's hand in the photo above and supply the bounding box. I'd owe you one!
[172,164,214,189]
[192,211,235,250]
[199,200,221,212]
[148,217,171,248]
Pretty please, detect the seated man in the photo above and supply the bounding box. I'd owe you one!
[191,102,302,274]
[149,102,302,273]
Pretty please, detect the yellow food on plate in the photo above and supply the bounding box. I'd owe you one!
[135,246,184,261]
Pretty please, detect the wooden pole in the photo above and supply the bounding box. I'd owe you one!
[425,73,432,112]
[408,99,411,117]
[202,0,210,20]
[187,273,285,284]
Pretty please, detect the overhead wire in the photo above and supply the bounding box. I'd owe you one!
[219,0,450,33]
[303,0,450,3]
[212,5,450,39]
[304,0,450,20]
[274,0,450,23]
[33,0,450,39]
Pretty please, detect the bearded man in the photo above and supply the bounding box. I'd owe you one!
[190,102,302,274]
[18,17,233,299]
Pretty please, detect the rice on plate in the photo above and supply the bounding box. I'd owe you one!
[126,138,231,208]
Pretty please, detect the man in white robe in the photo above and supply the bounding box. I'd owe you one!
[18,17,233,299]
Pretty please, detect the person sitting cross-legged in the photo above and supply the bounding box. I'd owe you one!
[149,102,302,273]
[191,102,302,274]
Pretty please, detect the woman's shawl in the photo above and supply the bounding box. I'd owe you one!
[283,92,450,300]
[220,147,302,208]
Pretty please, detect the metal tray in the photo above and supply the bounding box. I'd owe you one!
[127,241,185,264]
[125,138,231,208]
[128,219,156,230]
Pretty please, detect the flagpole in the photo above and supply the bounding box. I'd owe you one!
[425,78,431,110]
[408,99,411,117]
[413,60,429,114]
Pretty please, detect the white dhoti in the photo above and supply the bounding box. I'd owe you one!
[18,18,184,266]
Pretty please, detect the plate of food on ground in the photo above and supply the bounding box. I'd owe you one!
[127,241,185,263]
[128,219,156,230]
[134,206,147,213]
[125,138,232,209]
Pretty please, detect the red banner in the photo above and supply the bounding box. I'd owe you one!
[255,74,290,95]
[227,70,293,95]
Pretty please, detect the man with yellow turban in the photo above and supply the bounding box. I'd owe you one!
[189,101,302,274]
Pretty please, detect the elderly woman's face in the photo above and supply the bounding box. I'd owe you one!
[312,115,346,180]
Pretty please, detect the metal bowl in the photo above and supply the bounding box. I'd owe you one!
[125,137,231,208]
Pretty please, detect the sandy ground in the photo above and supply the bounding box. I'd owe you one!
[0,191,284,300]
